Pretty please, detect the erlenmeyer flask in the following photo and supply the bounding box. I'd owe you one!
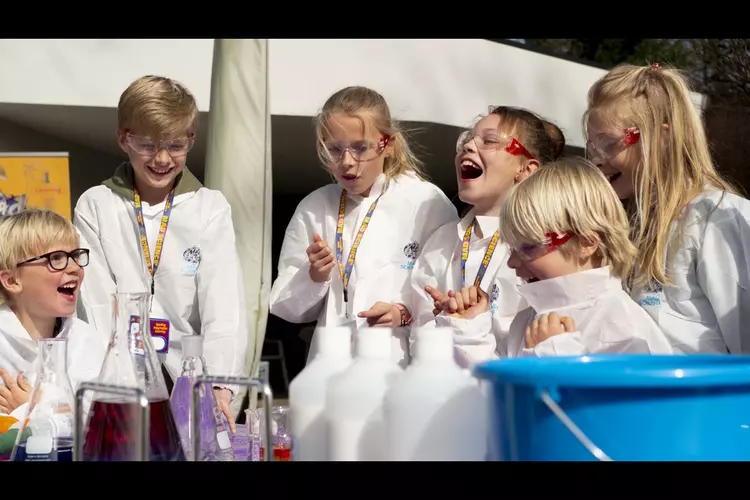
[10,338,76,462]
[81,292,185,461]
[170,334,233,461]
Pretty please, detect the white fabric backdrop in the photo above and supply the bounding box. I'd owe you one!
[204,39,273,417]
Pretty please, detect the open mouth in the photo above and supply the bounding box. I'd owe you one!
[525,277,540,284]
[57,283,77,301]
[341,172,358,181]
[459,159,484,181]
[147,165,173,178]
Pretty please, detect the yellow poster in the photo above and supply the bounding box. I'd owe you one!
[0,153,71,220]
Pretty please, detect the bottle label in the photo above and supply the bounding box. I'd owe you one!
[128,315,144,357]
[150,319,170,354]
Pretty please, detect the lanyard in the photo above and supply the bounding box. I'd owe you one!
[334,187,386,318]
[134,189,175,302]
[460,219,501,288]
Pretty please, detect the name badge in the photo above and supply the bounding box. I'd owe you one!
[150,318,170,354]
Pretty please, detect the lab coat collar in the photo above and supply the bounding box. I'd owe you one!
[102,162,203,201]
[345,172,388,202]
[455,208,500,241]
[517,267,623,313]
[0,302,73,344]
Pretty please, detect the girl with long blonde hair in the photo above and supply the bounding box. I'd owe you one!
[584,62,750,354]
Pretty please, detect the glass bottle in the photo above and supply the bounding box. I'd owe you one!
[252,406,291,462]
[10,338,76,462]
[170,334,233,461]
[81,292,185,461]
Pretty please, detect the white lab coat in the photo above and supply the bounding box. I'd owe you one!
[504,267,674,357]
[410,209,526,367]
[630,188,750,354]
[0,304,107,422]
[269,172,457,366]
[74,164,248,394]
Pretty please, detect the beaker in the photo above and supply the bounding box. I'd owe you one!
[170,334,233,461]
[81,292,185,461]
[10,338,76,462]
[246,406,291,461]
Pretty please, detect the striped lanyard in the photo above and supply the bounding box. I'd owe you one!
[133,189,175,303]
[334,187,386,317]
[460,218,501,288]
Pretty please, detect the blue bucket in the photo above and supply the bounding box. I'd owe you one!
[473,354,750,461]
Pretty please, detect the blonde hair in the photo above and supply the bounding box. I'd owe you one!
[118,75,199,138]
[0,209,79,301]
[583,63,738,288]
[313,86,427,181]
[499,157,636,281]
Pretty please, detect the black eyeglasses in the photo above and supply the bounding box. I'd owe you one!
[18,248,90,271]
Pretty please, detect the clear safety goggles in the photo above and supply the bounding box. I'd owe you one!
[125,130,195,159]
[321,135,390,163]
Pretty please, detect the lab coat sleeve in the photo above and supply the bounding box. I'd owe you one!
[390,186,458,313]
[73,195,118,333]
[520,332,587,357]
[520,320,656,357]
[196,198,249,398]
[388,187,457,340]
[696,210,750,354]
[268,209,330,324]
[435,310,498,367]
[408,239,441,329]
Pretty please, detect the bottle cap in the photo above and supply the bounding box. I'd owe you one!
[355,328,393,360]
[182,335,203,358]
[315,326,353,358]
[414,326,454,361]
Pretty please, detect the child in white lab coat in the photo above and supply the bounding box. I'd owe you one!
[440,157,673,358]
[74,75,247,429]
[0,209,107,422]
[269,86,457,367]
[411,106,566,367]
[585,63,750,354]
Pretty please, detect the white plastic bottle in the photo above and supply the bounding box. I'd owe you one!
[383,326,488,461]
[289,326,353,461]
[326,327,403,461]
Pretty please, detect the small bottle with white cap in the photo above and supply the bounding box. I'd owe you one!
[383,326,488,461]
[325,327,403,461]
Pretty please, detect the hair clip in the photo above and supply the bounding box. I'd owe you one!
[650,63,662,71]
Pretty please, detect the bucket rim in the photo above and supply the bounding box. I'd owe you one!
[473,354,750,388]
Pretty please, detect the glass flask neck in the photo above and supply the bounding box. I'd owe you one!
[37,338,69,379]
[97,292,170,401]
[181,355,208,377]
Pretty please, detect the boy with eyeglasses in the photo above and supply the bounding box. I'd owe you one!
[74,75,248,431]
[0,209,106,419]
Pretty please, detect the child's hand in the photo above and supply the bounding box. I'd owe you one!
[307,233,335,283]
[425,286,452,316]
[0,370,31,414]
[213,388,236,434]
[358,301,403,327]
[525,312,575,349]
[446,286,489,320]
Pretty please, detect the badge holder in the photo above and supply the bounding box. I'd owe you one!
[191,375,274,461]
[73,382,150,461]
